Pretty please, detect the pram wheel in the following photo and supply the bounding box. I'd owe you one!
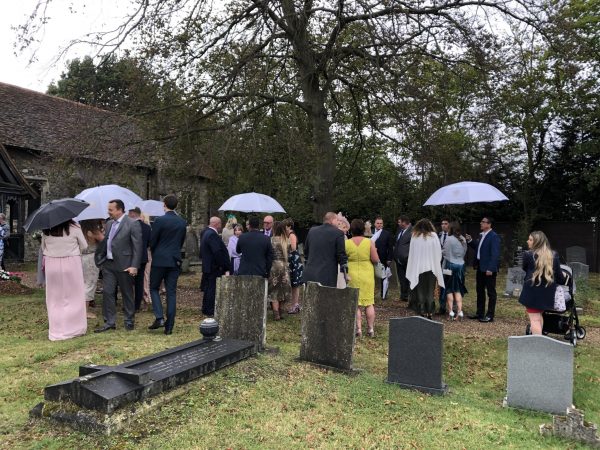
[576,327,586,340]
[525,324,532,335]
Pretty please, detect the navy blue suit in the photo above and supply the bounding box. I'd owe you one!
[236,230,273,278]
[200,227,231,316]
[468,229,501,319]
[134,220,152,310]
[149,211,187,331]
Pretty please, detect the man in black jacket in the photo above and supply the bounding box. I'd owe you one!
[372,216,394,299]
[236,216,273,277]
[200,216,231,316]
[393,216,412,301]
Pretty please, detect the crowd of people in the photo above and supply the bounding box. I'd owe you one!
[30,198,568,342]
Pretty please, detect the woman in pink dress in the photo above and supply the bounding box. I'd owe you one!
[41,220,88,341]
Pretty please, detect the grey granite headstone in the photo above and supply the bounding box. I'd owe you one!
[184,227,200,262]
[387,316,447,395]
[569,262,589,282]
[215,275,268,352]
[299,282,359,371]
[506,335,573,414]
[505,266,526,297]
[566,246,586,264]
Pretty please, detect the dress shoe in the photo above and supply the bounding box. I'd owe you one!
[479,316,494,323]
[164,327,173,335]
[468,314,481,320]
[125,323,135,331]
[148,319,165,330]
[94,324,116,333]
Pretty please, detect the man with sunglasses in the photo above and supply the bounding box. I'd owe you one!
[465,217,501,322]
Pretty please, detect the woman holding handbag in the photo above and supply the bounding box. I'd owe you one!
[519,231,565,335]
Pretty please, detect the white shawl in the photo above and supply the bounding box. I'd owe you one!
[406,232,445,290]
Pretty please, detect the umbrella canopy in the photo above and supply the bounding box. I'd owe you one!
[24,198,90,232]
[137,199,165,217]
[74,184,143,221]
[423,181,509,206]
[218,192,286,213]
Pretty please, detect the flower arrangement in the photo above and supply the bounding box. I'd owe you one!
[0,270,23,283]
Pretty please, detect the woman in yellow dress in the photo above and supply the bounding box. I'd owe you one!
[346,219,380,337]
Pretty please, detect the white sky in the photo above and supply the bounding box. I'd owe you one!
[0,0,128,93]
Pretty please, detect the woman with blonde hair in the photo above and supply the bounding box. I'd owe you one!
[336,212,350,288]
[406,219,444,319]
[518,231,565,334]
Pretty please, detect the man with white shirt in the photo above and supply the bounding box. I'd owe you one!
[393,216,412,301]
[438,218,450,314]
[262,215,274,237]
[466,216,501,322]
[372,217,393,299]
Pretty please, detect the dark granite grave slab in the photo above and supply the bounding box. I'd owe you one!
[44,338,255,414]
[387,316,448,395]
[216,275,268,351]
[299,282,359,372]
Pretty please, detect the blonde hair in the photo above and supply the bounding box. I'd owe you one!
[529,231,554,287]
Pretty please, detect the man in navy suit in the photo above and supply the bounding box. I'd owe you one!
[148,195,187,334]
[237,216,273,277]
[466,216,501,322]
[393,216,412,301]
[372,216,394,299]
[128,207,152,312]
[200,216,231,316]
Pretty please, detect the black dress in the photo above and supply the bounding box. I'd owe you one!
[518,251,565,311]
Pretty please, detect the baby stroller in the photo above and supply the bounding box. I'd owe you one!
[525,264,586,346]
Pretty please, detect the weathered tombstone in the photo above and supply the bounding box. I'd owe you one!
[506,335,573,414]
[299,282,359,371]
[215,275,268,352]
[566,246,586,265]
[570,262,589,282]
[387,316,448,395]
[505,266,526,297]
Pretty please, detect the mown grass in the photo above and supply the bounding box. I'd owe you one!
[0,271,599,449]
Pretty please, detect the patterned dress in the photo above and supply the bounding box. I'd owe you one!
[288,233,304,287]
[268,236,291,303]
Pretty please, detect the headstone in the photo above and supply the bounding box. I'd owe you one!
[215,275,268,351]
[505,266,526,297]
[570,262,589,282]
[566,246,586,265]
[506,335,573,414]
[387,316,447,395]
[184,227,200,263]
[513,246,524,267]
[299,282,359,371]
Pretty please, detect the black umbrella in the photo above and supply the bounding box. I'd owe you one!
[23,198,90,232]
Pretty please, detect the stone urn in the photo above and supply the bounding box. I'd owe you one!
[199,318,219,341]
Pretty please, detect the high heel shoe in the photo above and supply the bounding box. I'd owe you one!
[448,311,455,321]
[367,329,375,338]
[457,311,464,321]
[355,330,362,338]
[273,310,281,321]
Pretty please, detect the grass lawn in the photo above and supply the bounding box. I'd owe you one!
[0,269,599,449]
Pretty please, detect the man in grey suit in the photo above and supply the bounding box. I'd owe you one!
[393,216,412,301]
[94,199,142,332]
[303,211,348,287]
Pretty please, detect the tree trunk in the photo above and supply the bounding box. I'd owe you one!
[308,103,335,221]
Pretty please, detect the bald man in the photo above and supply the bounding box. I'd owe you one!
[262,215,274,237]
[199,217,231,316]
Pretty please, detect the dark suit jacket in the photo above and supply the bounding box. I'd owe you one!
[236,230,273,278]
[374,229,394,265]
[468,229,501,272]
[393,225,412,264]
[139,221,152,264]
[303,223,348,287]
[518,251,565,310]
[200,227,231,275]
[149,211,187,268]
[95,214,142,270]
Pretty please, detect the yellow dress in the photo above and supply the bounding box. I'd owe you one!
[345,238,375,307]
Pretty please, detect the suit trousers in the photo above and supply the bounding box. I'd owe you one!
[201,272,218,316]
[101,262,135,327]
[134,262,147,311]
[150,265,180,330]
[395,261,410,300]
[476,269,497,318]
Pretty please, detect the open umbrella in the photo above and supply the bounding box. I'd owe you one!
[74,184,143,221]
[137,199,165,217]
[24,198,90,232]
[218,192,286,213]
[423,181,508,206]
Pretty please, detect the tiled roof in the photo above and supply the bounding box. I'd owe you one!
[0,82,155,168]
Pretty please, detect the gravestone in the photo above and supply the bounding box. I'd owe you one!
[506,335,573,414]
[387,316,447,395]
[215,275,268,351]
[505,266,526,297]
[566,246,586,265]
[513,246,524,267]
[183,227,200,269]
[570,262,589,282]
[299,282,359,371]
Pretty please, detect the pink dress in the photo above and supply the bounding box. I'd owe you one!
[42,224,88,341]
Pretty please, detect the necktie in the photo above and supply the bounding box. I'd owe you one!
[442,232,447,246]
[106,221,120,259]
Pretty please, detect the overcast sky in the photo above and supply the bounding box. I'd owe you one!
[0,0,129,93]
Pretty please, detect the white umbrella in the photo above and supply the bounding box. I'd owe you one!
[74,184,143,221]
[218,192,286,213]
[423,181,508,206]
[137,199,165,217]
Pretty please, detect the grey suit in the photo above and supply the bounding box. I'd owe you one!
[95,214,142,327]
[303,223,348,287]
[393,225,412,301]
